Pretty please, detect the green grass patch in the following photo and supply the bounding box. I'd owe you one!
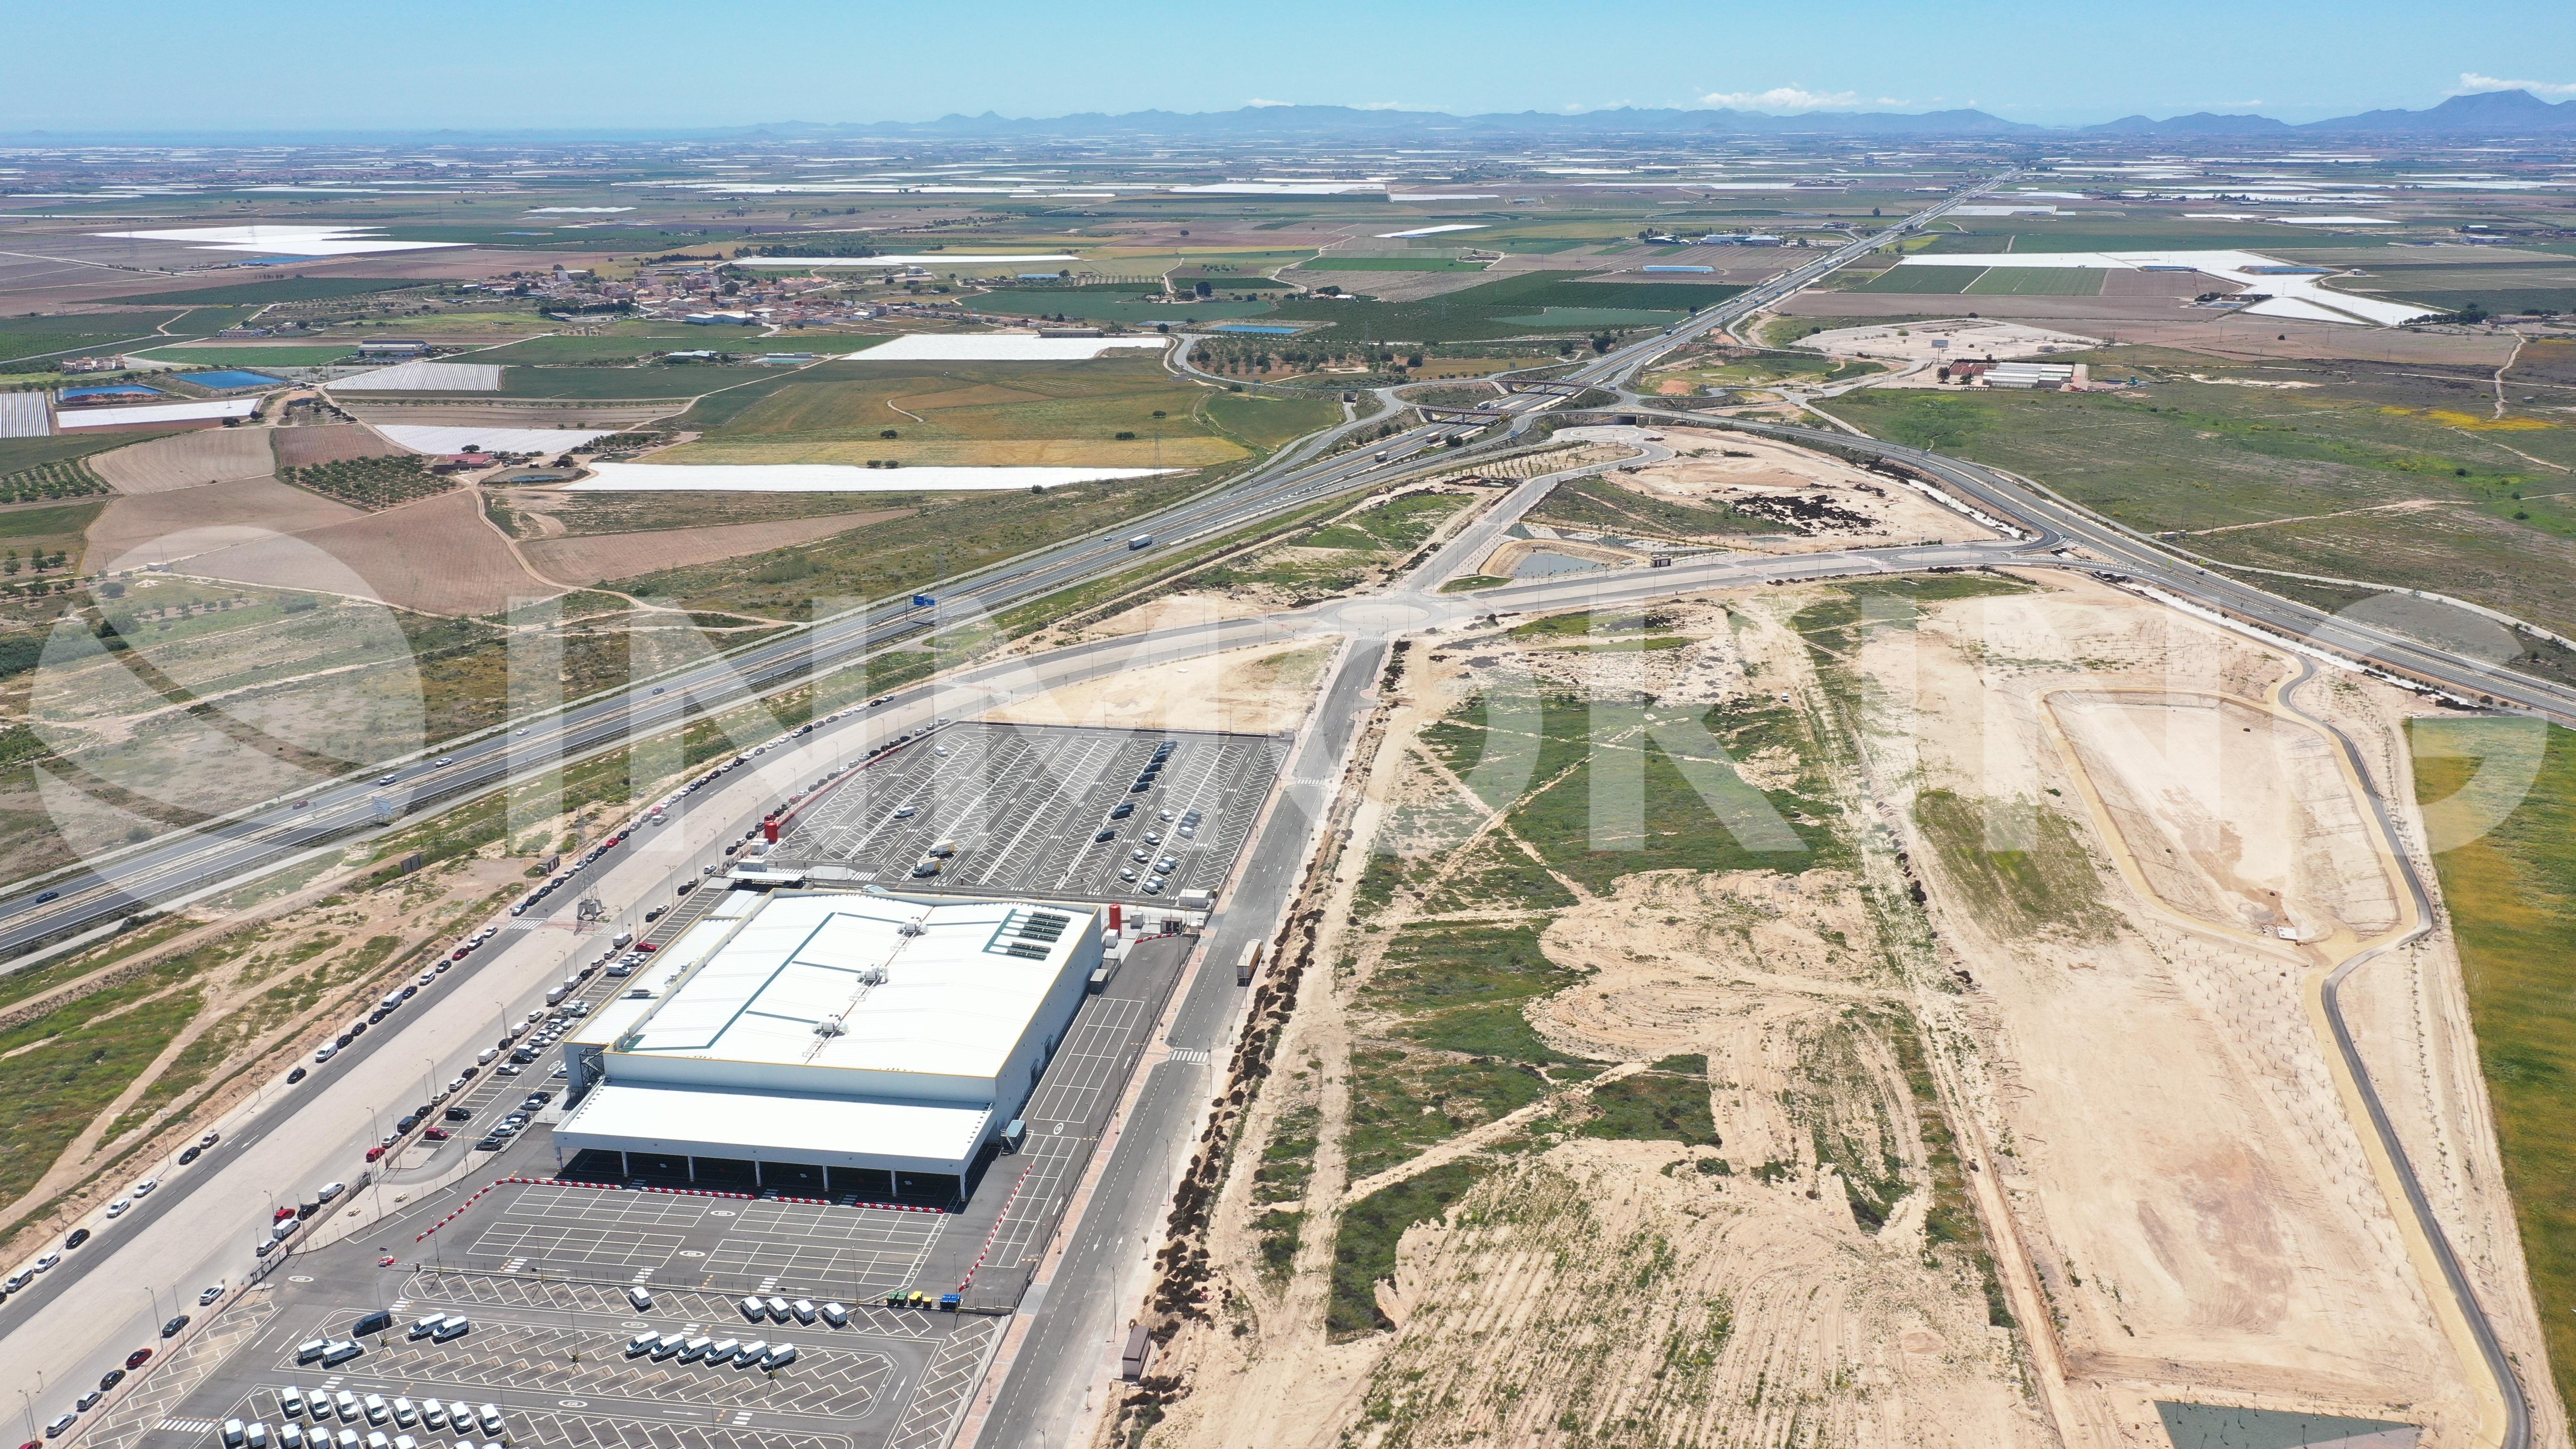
[0,311,189,366]
[2413,718,2576,1415]
[1964,267,2104,297]
[137,344,360,367]
[1582,1061,1718,1145]
[1853,266,1985,294]
[497,365,767,401]
[1911,789,2115,937]
[968,289,1272,323]
[1202,389,1344,451]
[1330,1160,1490,1337]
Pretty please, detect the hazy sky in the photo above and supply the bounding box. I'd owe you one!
[8,0,2573,133]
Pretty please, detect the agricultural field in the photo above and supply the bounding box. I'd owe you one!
[651,355,1251,469]
[968,286,1272,324]
[1964,267,2105,297]
[2413,719,2576,1422]
[277,453,454,510]
[0,311,189,366]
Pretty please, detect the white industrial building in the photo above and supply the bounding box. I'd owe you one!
[556,889,1100,1200]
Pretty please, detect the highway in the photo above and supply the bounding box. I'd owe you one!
[2,166,2542,1449]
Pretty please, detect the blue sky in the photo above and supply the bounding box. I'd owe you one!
[7,0,2573,133]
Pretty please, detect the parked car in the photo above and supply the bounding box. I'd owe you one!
[125,1348,152,1370]
[163,1315,190,1336]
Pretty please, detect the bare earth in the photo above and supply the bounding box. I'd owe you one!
[271,422,404,469]
[1852,572,2550,1449]
[983,637,1336,735]
[518,508,909,587]
[90,427,278,494]
[87,477,364,571]
[180,487,557,614]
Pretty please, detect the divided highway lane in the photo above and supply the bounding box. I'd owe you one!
[1618,407,2576,728]
[0,176,2005,957]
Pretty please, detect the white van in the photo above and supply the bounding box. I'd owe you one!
[819,1301,849,1328]
[333,1393,360,1423]
[419,1402,447,1431]
[281,1389,308,1419]
[431,1315,470,1342]
[408,1315,441,1340]
[789,1299,816,1324]
[735,1339,768,1368]
[475,1407,503,1437]
[676,1337,712,1363]
[295,1339,330,1364]
[280,1424,307,1449]
[764,1296,791,1322]
[246,1425,271,1449]
[650,1333,684,1360]
[390,1400,416,1428]
[222,1421,247,1448]
[761,1344,797,1370]
[739,1296,765,1322]
[361,1396,387,1425]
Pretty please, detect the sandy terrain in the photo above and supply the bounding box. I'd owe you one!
[1132,601,2045,1449]
[271,422,404,469]
[1776,293,2522,366]
[2045,691,2399,941]
[180,487,557,613]
[1511,427,1990,562]
[1085,590,1282,639]
[87,477,364,570]
[1799,318,2102,365]
[516,509,908,586]
[1848,572,2544,1449]
[982,636,1335,735]
[91,427,277,494]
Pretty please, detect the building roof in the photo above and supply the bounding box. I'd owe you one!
[610,891,1094,1087]
[557,1081,989,1174]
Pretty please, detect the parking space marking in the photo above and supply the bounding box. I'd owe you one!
[265,1316,895,1418]
[507,1408,851,1449]
[471,1219,688,1272]
[399,1272,949,1341]
[778,724,1285,906]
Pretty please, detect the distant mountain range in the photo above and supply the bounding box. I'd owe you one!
[741,88,2576,141]
[7,89,2573,149]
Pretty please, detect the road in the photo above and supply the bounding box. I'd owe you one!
[8,168,2542,1449]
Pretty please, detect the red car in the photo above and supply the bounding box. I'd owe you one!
[124,1348,151,1370]
[272,1206,296,1223]
[364,1146,386,1163]
[422,1128,450,1142]
[636,942,658,953]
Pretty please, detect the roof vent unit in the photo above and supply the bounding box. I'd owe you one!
[897,917,928,937]
[856,964,888,987]
[815,1015,844,1037]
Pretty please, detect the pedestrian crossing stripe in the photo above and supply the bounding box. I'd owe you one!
[161,1421,218,1433]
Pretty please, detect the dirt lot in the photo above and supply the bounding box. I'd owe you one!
[1505,427,1989,562]
[180,487,555,613]
[1850,572,2547,1449]
[90,427,278,494]
[517,508,908,587]
[86,477,363,570]
[1131,598,2045,1449]
[271,421,404,468]
[983,636,1337,734]
[1799,319,2102,365]
[1775,291,2524,366]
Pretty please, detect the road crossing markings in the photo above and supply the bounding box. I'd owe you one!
[160,1420,218,1433]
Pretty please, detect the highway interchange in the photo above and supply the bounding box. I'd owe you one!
[0,174,2551,1449]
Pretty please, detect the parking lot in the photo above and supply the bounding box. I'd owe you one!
[449,1185,946,1301]
[774,723,1286,906]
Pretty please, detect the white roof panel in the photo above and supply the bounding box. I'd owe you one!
[557,1081,990,1173]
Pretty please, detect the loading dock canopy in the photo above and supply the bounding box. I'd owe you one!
[555,1081,990,1176]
